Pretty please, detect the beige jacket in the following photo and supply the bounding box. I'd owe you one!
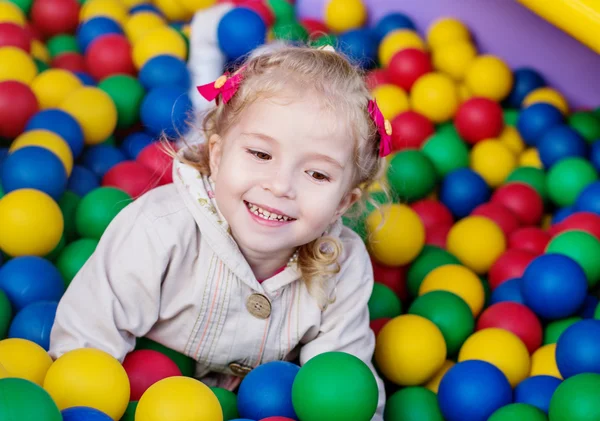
[49,157,386,420]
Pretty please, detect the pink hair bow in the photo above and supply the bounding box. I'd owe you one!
[368,99,393,157]
[197,68,245,104]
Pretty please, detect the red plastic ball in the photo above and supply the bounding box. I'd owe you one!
[0,23,31,52]
[491,182,544,226]
[137,142,174,185]
[0,81,39,139]
[365,69,390,90]
[426,223,451,249]
[508,227,551,256]
[370,318,391,336]
[30,0,80,38]
[488,248,536,290]
[52,52,87,73]
[240,0,275,27]
[24,23,43,42]
[472,202,520,237]
[102,161,157,198]
[411,199,454,232]
[122,349,182,401]
[476,302,543,354]
[390,111,435,151]
[300,18,329,39]
[387,48,433,91]
[371,257,407,302]
[454,97,504,145]
[85,34,135,81]
[549,212,600,241]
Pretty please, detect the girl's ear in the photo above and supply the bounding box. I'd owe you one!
[208,134,223,179]
[331,187,362,224]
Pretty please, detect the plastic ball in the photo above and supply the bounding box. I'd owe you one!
[386,149,437,202]
[427,17,471,49]
[0,189,63,257]
[437,360,512,421]
[59,87,117,145]
[119,133,153,160]
[0,22,30,51]
[488,403,547,421]
[56,238,97,285]
[547,157,598,207]
[46,34,78,59]
[122,350,182,401]
[139,54,190,90]
[366,204,425,266]
[216,7,265,61]
[384,387,444,421]
[546,230,600,288]
[209,387,239,421]
[491,182,544,226]
[424,359,454,393]
[368,283,401,320]
[153,0,191,21]
[490,278,524,305]
[61,407,113,421]
[0,80,38,138]
[124,11,165,44]
[464,55,513,102]
[531,343,562,378]
[454,97,504,144]
[337,28,378,69]
[373,12,415,42]
[134,337,195,378]
[364,68,390,90]
[538,125,587,168]
[136,141,173,185]
[470,139,516,188]
[30,68,82,110]
[379,29,426,68]
[67,165,99,197]
[25,110,83,158]
[549,373,600,421]
[0,1,26,26]
[522,254,588,320]
[0,46,36,83]
[523,87,569,115]
[519,147,542,168]
[0,377,62,420]
[406,245,460,297]
[0,338,53,385]
[411,199,453,232]
[80,0,127,26]
[76,16,123,52]
[133,26,186,69]
[506,166,547,202]
[29,0,79,38]
[101,161,155,198]
[10,129,73,175]
[498,125,525,154]
[550,212,600,241]
[323,0,366,33]
[488,248,535,290]
[555,320,600,378]
[506,68,546,108]
[431,40,477,81]
[515,375,561,414]
[372,259,407,301]
[387,48,432,90]
[390,110,434,151]
[421,125,469,176]
[375,314,446,385]
[569,111,600,143]
[8,301,57,350]
[98,74,145,129]
[75,187,132,240]
[411,72,459,123]
[85,34,134,81]
[471,202,520,238]
[439,168,490,218]
[140,86,192,139]
[371,83,409,120]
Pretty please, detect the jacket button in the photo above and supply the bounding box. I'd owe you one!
[229,362,253,377]
[246,293,271,319]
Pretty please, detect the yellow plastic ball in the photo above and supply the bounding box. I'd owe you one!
[0,362,9,378]
[427,17,471,50]
[0,338,53,386]
[10,130,74,176]
[366,204,425,266]
[379,29,426,68]
[80,0,127,25]
[419,264,485,316]
[0,46,37,84]
[375,315,446,386]
[132,26,187,70]
[523,87,569,115]
[324,0,367,33]
[43,348,130,420]
[411,72,459,123]
[458,83,473,103]
[31,39,50,63]
[446,215,506,275]
[432,41,477,81]
[176,0,217,13]
[425,360,454,393]
[153,0,192,22]
[470,139,517,188]
[371,84,410,120]
[530,344,562,379]
[465,55,513,102]
[31,69,82,110]
[0,1,25,26]
[120,0,146,7]
[0,189,63,257]
[458,328,531,387]
[498,125,525,155]
[59,87,117,145]
[124,12,165,44]
[519,148,542,169]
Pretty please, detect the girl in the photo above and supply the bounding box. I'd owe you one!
[49,45,392,420]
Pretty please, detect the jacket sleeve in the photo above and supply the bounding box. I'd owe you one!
[299,233,386,421]
[49,200,168,362]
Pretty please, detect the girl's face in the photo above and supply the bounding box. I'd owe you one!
[208,94,361,260]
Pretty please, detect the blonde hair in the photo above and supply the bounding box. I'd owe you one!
[176,44,388,309]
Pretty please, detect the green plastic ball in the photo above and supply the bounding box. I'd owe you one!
[312,34,337,48]
[488,403,547,420]
[384,387,443,421]
[0,289,12,339]
[75,187,132,240]
[59,191,81,242]
[46,34,79,58]
[421,125,469,177]
[569,111,600,143]
[549,373,600,421]
[135,337,196,377]
[409,291,474,356]
[120,401,137,421]
[506,166,548,203]
[368,283,402,320]
[272,20,309,42]
[292,352,379,421]
[56,238,98,286]
[387,149,437,202]
[0,378,62,420]
[544,317,582,345]
[546,157,598,207]
[504,109,520,126]
[210,387,239,421]
[267,0,295,22]
[407,246,461,297]
[99,75,146,129]
[7,0,33,13]
[546,230,600,287]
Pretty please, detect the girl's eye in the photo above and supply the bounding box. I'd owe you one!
[248,150,271,160]
[307,170,330,182]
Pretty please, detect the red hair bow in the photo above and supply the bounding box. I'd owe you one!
[368,99,393,157]
[197,69,245,104]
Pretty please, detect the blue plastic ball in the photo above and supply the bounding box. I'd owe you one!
[575,181,600,215]
[556,319,600,378]
[0,147,8,172]
[590,141,600,173]
[121,132,154,159]
[82,145,127,179]
[514,375,562,414]
[140,86,193,139]
[74,72,96,86]
[217,8,267,61]
[440,168,490,218]
[237,361,300,420]
[139,55,191,91]
[25,109,85,158]
[578,295,599,319]
[337,29,378,69]
[517,103,564,146]
[490,278,525,305]
[552,206,576,224]
[438,360,512,421]
[67,165,100,197]
[1,146,67,200]
[522,254,588,320]
[0,256,65,311]
[8,301,58,350]
[505,68,546,109]
[76,17,123,52]
[373,13,416,43]
[61,406,113,421]
[537,125,588,168]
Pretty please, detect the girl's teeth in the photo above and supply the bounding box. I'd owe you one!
[247,201,292,221]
